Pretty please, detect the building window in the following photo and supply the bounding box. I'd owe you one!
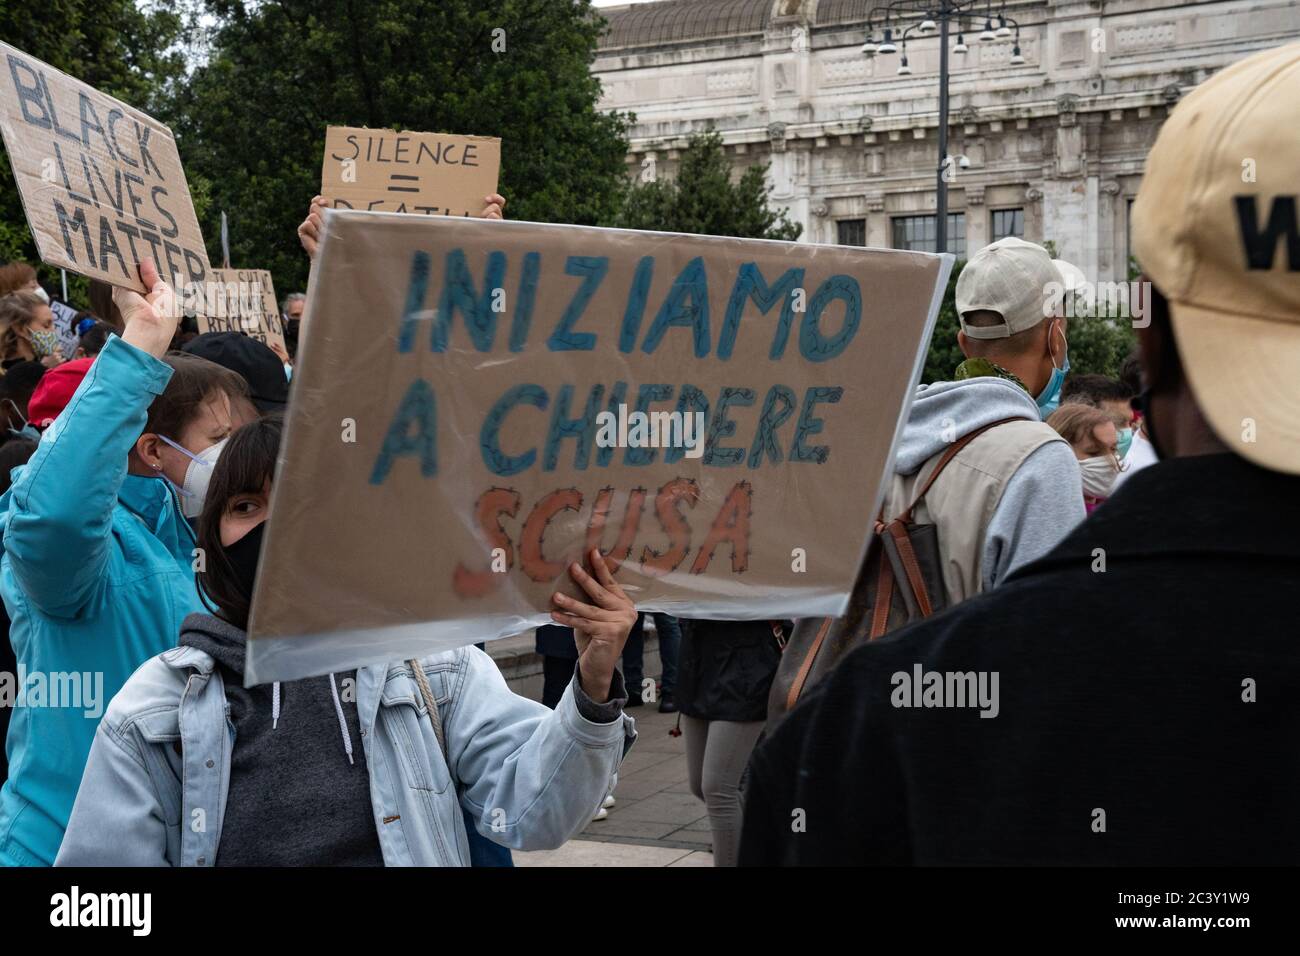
[890,213,966,257]
[837,219,866,246]
[991,208,1025,242]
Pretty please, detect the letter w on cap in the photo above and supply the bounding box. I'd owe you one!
[1235,196,1300,270]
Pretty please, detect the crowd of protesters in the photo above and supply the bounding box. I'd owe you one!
[0,41,1296,868]
[739,42,1300,865]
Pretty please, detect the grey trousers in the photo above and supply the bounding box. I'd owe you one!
[681,714,765,867]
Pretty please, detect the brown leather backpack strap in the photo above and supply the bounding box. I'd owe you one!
[886,520,933,618]
[900,416,1030,521]
[785,617,832,711]
[868,546,895,639]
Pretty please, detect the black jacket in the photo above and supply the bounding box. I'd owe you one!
[677,619,785,722]
[740,454,1300,865]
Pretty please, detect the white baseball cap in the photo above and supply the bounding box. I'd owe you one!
[956,237,1066,339]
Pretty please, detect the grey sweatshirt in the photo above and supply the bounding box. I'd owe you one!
[177,613,627,866]
[892,377,1086,591]
[180,612,383,866]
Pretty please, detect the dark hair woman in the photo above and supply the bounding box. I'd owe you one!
[57,414,639,866]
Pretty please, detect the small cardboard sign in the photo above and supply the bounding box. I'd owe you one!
[320,126,500,217]
[200,268,286,354]
[0,41,211,294]
[49,298,80,358]
[245,211,951,684]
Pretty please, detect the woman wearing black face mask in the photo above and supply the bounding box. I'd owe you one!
[57,415,638,867]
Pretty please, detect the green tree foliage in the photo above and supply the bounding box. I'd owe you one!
[614,130,801,241]
[0,0,185,281]
[922,260,1137,383]
[165,0,631,296]
[1064,313,1137,379]
[921,261,964,384]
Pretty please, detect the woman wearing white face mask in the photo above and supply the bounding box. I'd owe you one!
[1047,403,1125,514]
[0,259,257,867]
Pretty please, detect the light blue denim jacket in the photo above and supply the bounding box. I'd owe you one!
[55,644,635,866]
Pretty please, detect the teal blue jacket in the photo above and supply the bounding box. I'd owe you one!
[0,335,204,866]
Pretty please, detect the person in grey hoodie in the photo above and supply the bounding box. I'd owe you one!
[881,238,1086,603]
[56,415,638,866]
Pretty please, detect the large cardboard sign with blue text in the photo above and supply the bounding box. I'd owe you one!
[0,41,210,294]
[246,211,949,683]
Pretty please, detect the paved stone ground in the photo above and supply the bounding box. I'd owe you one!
[514,704,714,867]
[492,628,716,867]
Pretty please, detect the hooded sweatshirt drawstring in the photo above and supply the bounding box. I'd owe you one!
[328,673,355,765]
[268,675,354,766]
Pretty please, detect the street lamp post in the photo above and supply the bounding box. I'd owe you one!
[937,14,950,254]
[861,1,1025,254]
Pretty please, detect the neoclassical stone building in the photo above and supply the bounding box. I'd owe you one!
[593,0,1300,278]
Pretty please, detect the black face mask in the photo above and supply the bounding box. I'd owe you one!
[223,520,267,619]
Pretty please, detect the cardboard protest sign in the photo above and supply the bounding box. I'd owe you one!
[0,42,210,294]
[49,299,80,358]
[200,267,287,354]
[320,126,500,217]
[246,210,950,684]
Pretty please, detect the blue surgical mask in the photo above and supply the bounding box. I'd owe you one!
[4,400,39,442]
[1116,426,1134,460]
[1035,323,1070,419]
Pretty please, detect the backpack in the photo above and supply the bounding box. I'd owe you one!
[765,418,1026,732]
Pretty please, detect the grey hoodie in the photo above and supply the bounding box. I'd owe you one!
[179,612,384,866]
[894,376,1085,591]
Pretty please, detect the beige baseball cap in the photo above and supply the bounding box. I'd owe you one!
[956,237,1065,339]
[1132,42,1300,474]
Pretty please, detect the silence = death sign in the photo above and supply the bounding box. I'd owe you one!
[200,268,287,354]
[0,42,210,294]
[245,211,950,684]
[320,125,501,217]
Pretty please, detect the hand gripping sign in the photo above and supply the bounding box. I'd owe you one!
[0,41,210,294]
[245,210,951,684]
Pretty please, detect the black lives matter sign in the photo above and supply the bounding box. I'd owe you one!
[0,41,210,294]
[202,267,287,354]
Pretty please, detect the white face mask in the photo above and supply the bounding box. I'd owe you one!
[1079,455,1120,499]
[158,435,229,518]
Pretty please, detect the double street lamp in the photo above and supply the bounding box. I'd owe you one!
[861,1,1023,254]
